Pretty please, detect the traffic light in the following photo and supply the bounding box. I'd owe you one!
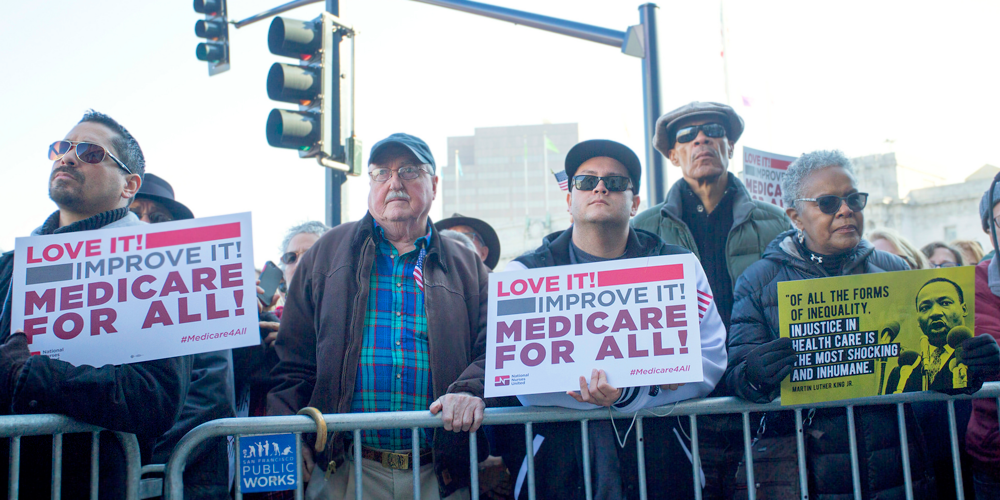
[265,13,361,175]
[194,0,230,76]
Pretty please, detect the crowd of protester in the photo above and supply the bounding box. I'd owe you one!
[1,104,999,500]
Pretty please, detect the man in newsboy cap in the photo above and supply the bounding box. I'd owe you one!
[632,102,791,499]
[269,133,488,499]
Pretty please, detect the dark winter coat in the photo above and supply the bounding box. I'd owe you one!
[496,226,705,500]
[724,230,937,499]
[0,211,190,499]
[267,212,489,497]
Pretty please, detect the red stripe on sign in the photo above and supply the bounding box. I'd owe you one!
[597,264,683,287]
[770,159,792,171]
[145,222,241,249]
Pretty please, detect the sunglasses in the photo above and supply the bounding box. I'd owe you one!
[675,123,727,144]
[794,192,869,215]
[130,207,174,224]
[49,140,132,174]
[281,250,306,266]
[571,175,633,192]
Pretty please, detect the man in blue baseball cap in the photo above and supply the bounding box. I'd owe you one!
[269,133,489,499]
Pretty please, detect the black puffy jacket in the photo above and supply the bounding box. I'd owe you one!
[724,230,937,500]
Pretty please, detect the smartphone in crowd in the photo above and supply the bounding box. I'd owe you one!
[257,260,283,307]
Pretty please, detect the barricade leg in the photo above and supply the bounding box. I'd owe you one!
[294,432,304,500]
[580,420,592,500]
[52,433,62,500]
[636,417,647,500]
[234,435,243,500]
[897,403,914,500]
[468,428,478,500]
[690,415,702,500]
[947,400,966,500]
[90,431,100,500]
[741,412,756,500]
[845,406,861,500]
[524,422,536,500]
[794,410,808,500]
[10,435,19,500]
[354,429,363,500]
[413,427,422,500]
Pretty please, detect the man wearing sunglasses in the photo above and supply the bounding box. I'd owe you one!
[500,139,727,500]
[0,111,189,497]
[632,101,791,499]
[268,133,489,499]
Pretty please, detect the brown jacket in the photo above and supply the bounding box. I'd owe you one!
[268,212,488,494]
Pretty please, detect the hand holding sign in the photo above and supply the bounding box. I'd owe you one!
[0,332,29,406]
[961,334,1000,380]
[567,369,622,407]
[746,337,797,391]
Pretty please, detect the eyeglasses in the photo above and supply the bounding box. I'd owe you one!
[281,250,307,266]
[675,123,727,144]
[48,140,132,174]
[930,262,959,268]
[454,230,485,247]
[369,165,428,183]
[130,207,173,224]
[571,175,633,192]
[794,192,868,215]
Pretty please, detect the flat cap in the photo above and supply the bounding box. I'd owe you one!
[653,101,744,155]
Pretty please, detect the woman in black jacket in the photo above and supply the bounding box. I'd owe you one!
[723,150,937,499]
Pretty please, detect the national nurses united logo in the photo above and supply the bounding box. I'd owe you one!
[495,375,510,386]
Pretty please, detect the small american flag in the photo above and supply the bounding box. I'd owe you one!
[413,247,427,291]
[553,170,569,191]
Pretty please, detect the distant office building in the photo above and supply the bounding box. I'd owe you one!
[441,123,578,264]
[853,153,996,251]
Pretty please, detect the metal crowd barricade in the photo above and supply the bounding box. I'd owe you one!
[0,414,143,500]
[164,381,1000,500]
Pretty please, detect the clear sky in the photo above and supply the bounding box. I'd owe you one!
[2,0,997,267]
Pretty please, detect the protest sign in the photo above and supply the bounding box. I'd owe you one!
[10,212,259,367]
[238,434,297,492]
[778,266,976,405]
[743,147,796,208]
[485,254,704,398]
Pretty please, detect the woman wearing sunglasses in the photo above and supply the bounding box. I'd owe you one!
[723,150,937,498]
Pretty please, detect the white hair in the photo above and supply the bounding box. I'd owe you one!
[279,221,330,268]
[781,150,855,208]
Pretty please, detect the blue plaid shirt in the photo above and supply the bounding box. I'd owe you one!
[350,220,434,450]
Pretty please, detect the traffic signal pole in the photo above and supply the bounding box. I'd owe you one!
[234,0,666,205]
[325,0,347,228]
[407,0,666,205]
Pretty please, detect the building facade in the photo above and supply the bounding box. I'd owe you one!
[441,123,579,264]
[851,153,995,253]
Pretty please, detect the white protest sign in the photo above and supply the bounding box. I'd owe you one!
[10,212,259,367]
[485,254,703,398]
[742,146,797,208]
